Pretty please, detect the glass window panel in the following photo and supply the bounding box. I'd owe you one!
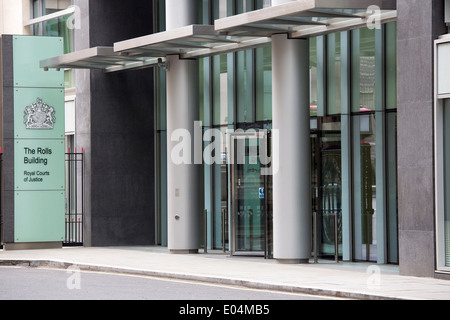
[64,69,73,88]
[156,0,166,32]
[213,55,229,125]
[44,18,60,37]
[157,68,167,130]
[256,45,272,121]
[438,42,450,96]
[236,50,254,123]
[199,58,206,125]
[352,114,377,262]
[327,33,342,115]
[60,15,73,54]
[157,131,168,246]
[32,0,40,18]
[256,0,272,9]
[236,0,254,13]
[212,126,229,249]
[319,117,342,259]
[352,28,376,113]
[199,0,209,24]
[213,0,233,19]
[386,22,397,110]
[32,0,43,34]
[45,0,71,14]
[310,37,318,117]
[386,112,398,264]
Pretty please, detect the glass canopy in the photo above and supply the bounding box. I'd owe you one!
[40,0,396,72]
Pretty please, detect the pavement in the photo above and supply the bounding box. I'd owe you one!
[0,246,449,300]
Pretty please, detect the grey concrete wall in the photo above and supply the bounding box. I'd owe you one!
[74,0,156,246]
[397,0,446,277]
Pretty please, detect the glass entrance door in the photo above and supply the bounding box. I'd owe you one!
[230,131,272,258]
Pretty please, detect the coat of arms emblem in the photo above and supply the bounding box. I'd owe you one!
[23,98,56,130]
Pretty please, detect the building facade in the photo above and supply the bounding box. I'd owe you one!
[1,0,450,279]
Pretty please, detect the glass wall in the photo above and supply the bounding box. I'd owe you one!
[317,23,397,263]
[154,0,398,262]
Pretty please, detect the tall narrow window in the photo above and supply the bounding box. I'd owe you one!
[255,45,272,122]
[352,28,376,113]
[213,54,229,126]
[352,114,377,262]
[327,33,342,115]
[386,111,398,264]
[310,37,318,117]
[386,22,397,110]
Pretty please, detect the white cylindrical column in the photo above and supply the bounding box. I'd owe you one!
[272,32,311,264]
[166,0,198,30]
[166,0,201,253]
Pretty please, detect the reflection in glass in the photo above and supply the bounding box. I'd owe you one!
[237,50,254,123]
[386,22,397,110]
[311,117,342,259]
[310,37,318,117]
[213,55,229,125]
[353,114,377,262]
[231,134,272,258]
[234,138,264,252]
[352,28,376,112]
[327,33,341,115]
[256,45,272,121]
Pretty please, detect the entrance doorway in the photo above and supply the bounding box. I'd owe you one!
[229,130,273,258]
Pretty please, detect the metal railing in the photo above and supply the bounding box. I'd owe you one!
[64,152,84,246]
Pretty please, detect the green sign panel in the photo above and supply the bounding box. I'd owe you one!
[14,88,65,139]
[12,35,64,89]
[14,191,65,243]
[12,35,65,244]
[15,139,65,191]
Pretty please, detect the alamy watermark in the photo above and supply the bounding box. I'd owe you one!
[66,5,81,30]
[366,265,381,290]
[366,5,382,30]
[66,265,81,290]
[170,121,279,176]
